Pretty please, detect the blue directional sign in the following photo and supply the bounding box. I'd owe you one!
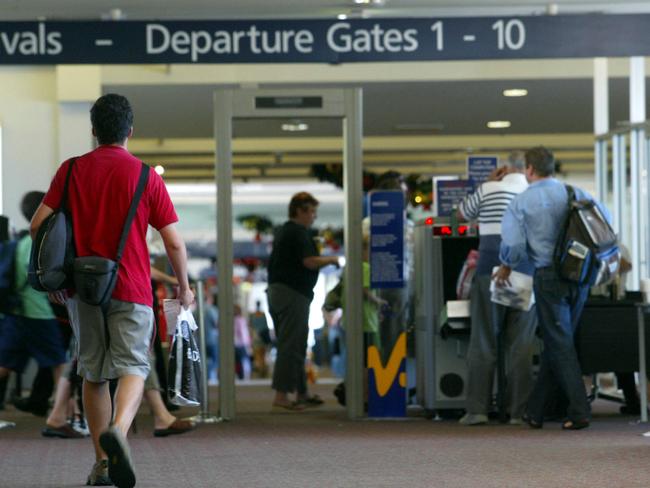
[435,179,475,217]
[3,14,650,64]
[369,191,404,289]
[467,155,498,185]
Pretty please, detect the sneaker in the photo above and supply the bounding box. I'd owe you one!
[86,460,112,486]
[0,420,16,430]
[509,417,524,425]
[71,416,91,437]
[458,413,488,426]
[99,426,135,488]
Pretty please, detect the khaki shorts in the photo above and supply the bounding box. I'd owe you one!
[144,353,161,392]
[66,295,154,382]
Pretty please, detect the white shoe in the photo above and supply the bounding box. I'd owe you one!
[458,413,488,425]
[0,420,16,430]
[69,416,90,437]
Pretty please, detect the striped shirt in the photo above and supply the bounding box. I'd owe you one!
[458,172,530,275]
[458,173,529,236]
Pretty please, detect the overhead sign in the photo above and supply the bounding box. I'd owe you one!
[435,179,475,217]
[3,14,650,64]
[467,155,498,185]
[369,190,404,289]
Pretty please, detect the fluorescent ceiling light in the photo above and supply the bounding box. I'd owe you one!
[281,121,309,132]
[487,120,511,129]
[154,164,165,175]
[503,88,528,97]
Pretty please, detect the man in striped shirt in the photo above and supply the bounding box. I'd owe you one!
[457,152,537,425]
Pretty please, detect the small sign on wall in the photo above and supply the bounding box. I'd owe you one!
[467,155,498,185]
[434,178,474,217]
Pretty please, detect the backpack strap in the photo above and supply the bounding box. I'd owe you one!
[554,185,578,270]
[565,184,576,206]
[115,163,150,264]
[61,158,76,212]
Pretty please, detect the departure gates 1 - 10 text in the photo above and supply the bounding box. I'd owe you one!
[145,20,525,60]
[1,15,649,64]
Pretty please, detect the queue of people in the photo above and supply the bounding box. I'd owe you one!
[458,146,621,430]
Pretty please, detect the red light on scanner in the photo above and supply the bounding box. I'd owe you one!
[432,225,469,236]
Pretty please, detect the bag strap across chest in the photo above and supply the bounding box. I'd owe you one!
[114,163,150,264]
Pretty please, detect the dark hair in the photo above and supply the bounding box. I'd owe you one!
[288,192,319,218]
[20,191,45,221]
[374,171,405,190]
[90,94,134,145]
[525,146,555,177]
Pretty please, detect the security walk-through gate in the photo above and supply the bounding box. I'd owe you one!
[594,121,650,291]
[213,88,364,420]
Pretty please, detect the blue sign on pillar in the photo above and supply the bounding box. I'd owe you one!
[369,191,405,289]
[467,155,498,185]
[367,332,407,418]
[368,190,406,417]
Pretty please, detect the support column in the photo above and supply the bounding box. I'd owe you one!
[593,58,609,204]
[630,57,646,288]
[56,66,99,162]
[214,90,236,420]
[343,88,364,419]
[612,134,627,240]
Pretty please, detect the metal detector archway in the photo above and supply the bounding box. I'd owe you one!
[214,87,364,420]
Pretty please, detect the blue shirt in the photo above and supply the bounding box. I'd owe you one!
[499,178,611,269]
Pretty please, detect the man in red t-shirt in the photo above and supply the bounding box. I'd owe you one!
[31,94,194,488]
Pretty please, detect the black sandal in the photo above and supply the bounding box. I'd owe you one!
[562,419,590,430]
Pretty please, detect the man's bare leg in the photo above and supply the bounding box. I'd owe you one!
[112,375,145,438]
[83,380,111,462]
[45,376,71,428]
[143,388,175,430]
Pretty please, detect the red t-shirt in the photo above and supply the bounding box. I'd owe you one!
[43,145,178,307]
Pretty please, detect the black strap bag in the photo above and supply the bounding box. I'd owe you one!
[28,159,77,292]
[73,163,149,307]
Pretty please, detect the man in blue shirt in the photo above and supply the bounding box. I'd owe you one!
[495,146,609,430]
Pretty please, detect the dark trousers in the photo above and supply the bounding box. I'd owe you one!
[527,267,590,423]
[466,275,537,418]
[268,283,311,394]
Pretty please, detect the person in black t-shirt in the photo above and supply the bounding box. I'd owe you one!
[267,192,339,411]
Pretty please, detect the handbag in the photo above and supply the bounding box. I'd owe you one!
[73,163,150,307]
[28,159,76,292]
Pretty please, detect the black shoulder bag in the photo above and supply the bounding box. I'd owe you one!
[73,163,150,307]
[28,158,76,292]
